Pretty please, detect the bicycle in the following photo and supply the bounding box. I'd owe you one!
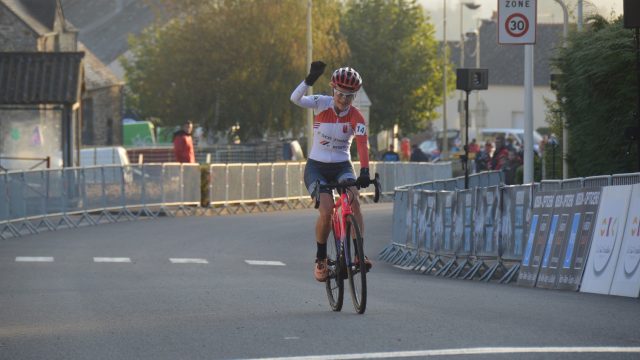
[314,173,381,314]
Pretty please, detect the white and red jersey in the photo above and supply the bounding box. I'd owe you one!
[290,81,369,167]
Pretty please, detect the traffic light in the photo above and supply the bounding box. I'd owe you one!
[456,68,488,92]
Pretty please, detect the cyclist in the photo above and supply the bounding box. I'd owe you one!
[290,61,372,282]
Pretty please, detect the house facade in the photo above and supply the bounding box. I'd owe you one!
[434,19,564,137]
[0,0,123,147]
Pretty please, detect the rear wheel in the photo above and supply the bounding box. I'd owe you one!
[325,220,344,311]
[346,214,367,314]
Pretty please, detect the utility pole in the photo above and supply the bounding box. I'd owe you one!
[442,0,449,159]
[306,0,313,156]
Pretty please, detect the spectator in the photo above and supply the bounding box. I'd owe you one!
[381,144,400,161]
[475,141,492,172]
[490,135,509,170]
[468,138,481,154]
[410,144,429,162]
[400,138,411,162]
[502,148,523,184]
[173,120,195,163]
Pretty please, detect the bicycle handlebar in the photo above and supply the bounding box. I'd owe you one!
[314,173,381,209]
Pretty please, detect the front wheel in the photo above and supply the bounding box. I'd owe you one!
[326,221,344,312]
[346,214,367,314]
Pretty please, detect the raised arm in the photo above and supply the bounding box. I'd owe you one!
[290,61,327,109]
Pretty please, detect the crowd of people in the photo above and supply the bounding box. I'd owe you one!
[379,133,526,185]
[472,134,523,185]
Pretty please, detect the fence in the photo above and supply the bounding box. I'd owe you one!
[1,161,453,238]
[203,161,453,214]
[380,171,640,284]
[0,163,201,239]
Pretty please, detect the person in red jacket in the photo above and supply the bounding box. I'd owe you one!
[490,135,509,170]
[173,121,195,163]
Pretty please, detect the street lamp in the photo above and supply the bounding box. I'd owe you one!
[458,1,480,144]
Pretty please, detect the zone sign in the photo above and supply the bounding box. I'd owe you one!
[498,0,537,44]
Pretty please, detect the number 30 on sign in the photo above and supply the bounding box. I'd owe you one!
[498,0,537,44]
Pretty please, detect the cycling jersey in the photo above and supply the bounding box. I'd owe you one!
[290,81,369,168]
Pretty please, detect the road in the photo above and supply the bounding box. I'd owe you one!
[1,203,639,360]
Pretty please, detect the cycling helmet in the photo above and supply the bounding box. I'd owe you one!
[331,67,362,92]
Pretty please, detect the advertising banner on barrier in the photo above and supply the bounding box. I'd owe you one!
[391,190,408,245]
[417,191,437,253]
[556,188,601,291]
[500,185,532,261]
[435,191,456,255]
[517,191,555,287]
[453,189,474,256]
[403,189,413,247]
[610,184,640,297]
[408,189,420,248]
[473,186,501,257]
[581,185,633,295]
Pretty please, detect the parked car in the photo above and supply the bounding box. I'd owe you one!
[418,140,440,161]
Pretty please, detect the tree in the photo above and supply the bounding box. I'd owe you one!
[341,0,454,135]
[123,0,348,142]
[549,15,638,176]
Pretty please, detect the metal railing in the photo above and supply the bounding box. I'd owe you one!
[381,171,640,283]
[1,163,201,239]
[204,161,453,212]
[1,161,453,238]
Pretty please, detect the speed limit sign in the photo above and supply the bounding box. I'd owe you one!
[498,0,537,44]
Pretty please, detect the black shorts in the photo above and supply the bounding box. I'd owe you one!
[304,159,356,198]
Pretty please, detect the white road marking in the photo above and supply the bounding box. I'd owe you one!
[284,337,300,340]
[15,257,54,262]
[234,346,640,360]
[93,257,131,263]
[170,258,209,264]
[245,260,286,266]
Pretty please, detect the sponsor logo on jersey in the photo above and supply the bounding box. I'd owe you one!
[320,140,330,146]
[343,124,348,133]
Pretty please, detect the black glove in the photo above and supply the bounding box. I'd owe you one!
[356,168,370,188]
[304,61,326,86]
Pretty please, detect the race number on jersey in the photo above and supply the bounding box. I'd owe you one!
[355,123,367,136]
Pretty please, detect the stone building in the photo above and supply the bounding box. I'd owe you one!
[0,0,123,146]
[79,43,124,146]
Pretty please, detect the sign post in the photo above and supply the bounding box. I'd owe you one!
[498,0,537,183]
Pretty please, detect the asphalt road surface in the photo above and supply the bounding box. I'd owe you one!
[1,203,639,360]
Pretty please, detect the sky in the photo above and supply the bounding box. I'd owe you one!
[420,0,626,40]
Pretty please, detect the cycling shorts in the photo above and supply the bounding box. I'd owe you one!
[304,159,356,198]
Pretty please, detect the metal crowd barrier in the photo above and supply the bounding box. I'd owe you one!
[204,161,453,214]
[381,171,640,284]
[0,163,201,239]
[1,161,453,237]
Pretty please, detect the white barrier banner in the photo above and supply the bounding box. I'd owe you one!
[610,184,640,297]
[580,185,632,295]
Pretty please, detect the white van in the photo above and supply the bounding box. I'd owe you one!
[80,146,132,183]
[476,128,543,155]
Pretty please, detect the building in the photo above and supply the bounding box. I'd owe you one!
[435,19,564,135]
[60,0,157,79]
[79,42,124,146]
[0,0,124,148]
